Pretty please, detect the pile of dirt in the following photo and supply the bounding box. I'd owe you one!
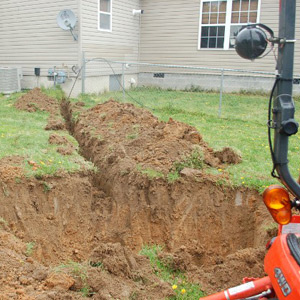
[0,90,274,299]
[215,147,242,164]
[48,133,76,155]
[0,156,24,182]
[15,88,65,131]
[15,88,60,115]
[160,244,266,294]
[73,100,241,176]
[0,226,175,299]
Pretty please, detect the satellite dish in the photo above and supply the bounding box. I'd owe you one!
[57,9,78,41]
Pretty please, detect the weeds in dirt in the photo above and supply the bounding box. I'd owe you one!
[15,177,22,184]
[173,148,204,174]
[137,165,164,179]
[89,261,103,268]
[55,261,94,297]
[1,184,9,197]
[167,171,180,183]
[41,86,65,101]
[0,217,8,227]
[72,111,81,122]
[42,182,51,193]
[140,245,205,299]
[129,291,138,300]
[264,222,278,236]
[127,124,140,140]
[25,241,35,257]
[126,133,139,140]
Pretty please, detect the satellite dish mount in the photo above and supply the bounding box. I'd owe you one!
[57,9,78,41]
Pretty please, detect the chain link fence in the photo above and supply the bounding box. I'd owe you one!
[79,57,300,118]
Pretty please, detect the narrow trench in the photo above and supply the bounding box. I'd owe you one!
[0,96,273,298]
[60,99,270,260]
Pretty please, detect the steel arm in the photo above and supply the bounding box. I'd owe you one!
[273,0,300,198]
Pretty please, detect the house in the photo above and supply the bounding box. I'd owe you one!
[0,0,299,95]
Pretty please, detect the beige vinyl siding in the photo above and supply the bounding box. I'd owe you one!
[0,0,79,76]
[81,0,141,76]
[140,0,300,75]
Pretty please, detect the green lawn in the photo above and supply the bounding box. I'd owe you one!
[0,89,95,178]
[75,87,300,192]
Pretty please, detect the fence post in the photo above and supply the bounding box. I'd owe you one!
[122,63,125,100]
[81,51,86,95]
[218,69,224,118]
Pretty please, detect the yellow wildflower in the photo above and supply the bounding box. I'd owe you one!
[172,284,178,290]
[181,289,186,294]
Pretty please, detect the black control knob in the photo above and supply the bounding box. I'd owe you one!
[280,119,299,136]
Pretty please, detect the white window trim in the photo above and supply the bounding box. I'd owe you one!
[198,0,261,50]
[98,0,112,32]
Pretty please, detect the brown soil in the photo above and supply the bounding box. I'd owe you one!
[0,89,274,299]
[49,134,76,155]
[215,147,242,164]
[45,118,65,131]
[15,88,60,116]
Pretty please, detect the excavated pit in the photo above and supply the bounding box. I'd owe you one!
[0,89,274,299]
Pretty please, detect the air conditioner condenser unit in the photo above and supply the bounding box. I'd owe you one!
[0,67,22,94]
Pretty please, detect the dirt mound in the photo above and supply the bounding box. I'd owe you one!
[194,246,266,293]
[49,134,69,145]
[215,147,242,164]
[15,88,60,115]
[0,225,174,300]
[162,244,266,294]
[73,100,237,175]
[0,228,82,299]
[49,133,75,155]
[0,156,24,182]
[45,118,65,131]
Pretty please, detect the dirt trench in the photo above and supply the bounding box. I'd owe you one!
[0,89,274,299]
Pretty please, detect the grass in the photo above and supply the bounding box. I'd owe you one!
[137,165,165,179]
[54,261,93,297]
[25,241,35,257]
[0,88,96,178]
[72,87,300,192]
[173,148,204,174]
[140,245,205,299]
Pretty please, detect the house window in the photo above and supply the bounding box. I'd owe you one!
[99,0,112,31]
[199,0,260,50]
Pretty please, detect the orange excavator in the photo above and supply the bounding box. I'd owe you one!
[202,1,300,299]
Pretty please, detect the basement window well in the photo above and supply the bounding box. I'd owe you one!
[98,0,112,31]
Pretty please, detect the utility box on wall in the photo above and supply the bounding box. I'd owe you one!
[48,69,67,84]
[0,67,22,94]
